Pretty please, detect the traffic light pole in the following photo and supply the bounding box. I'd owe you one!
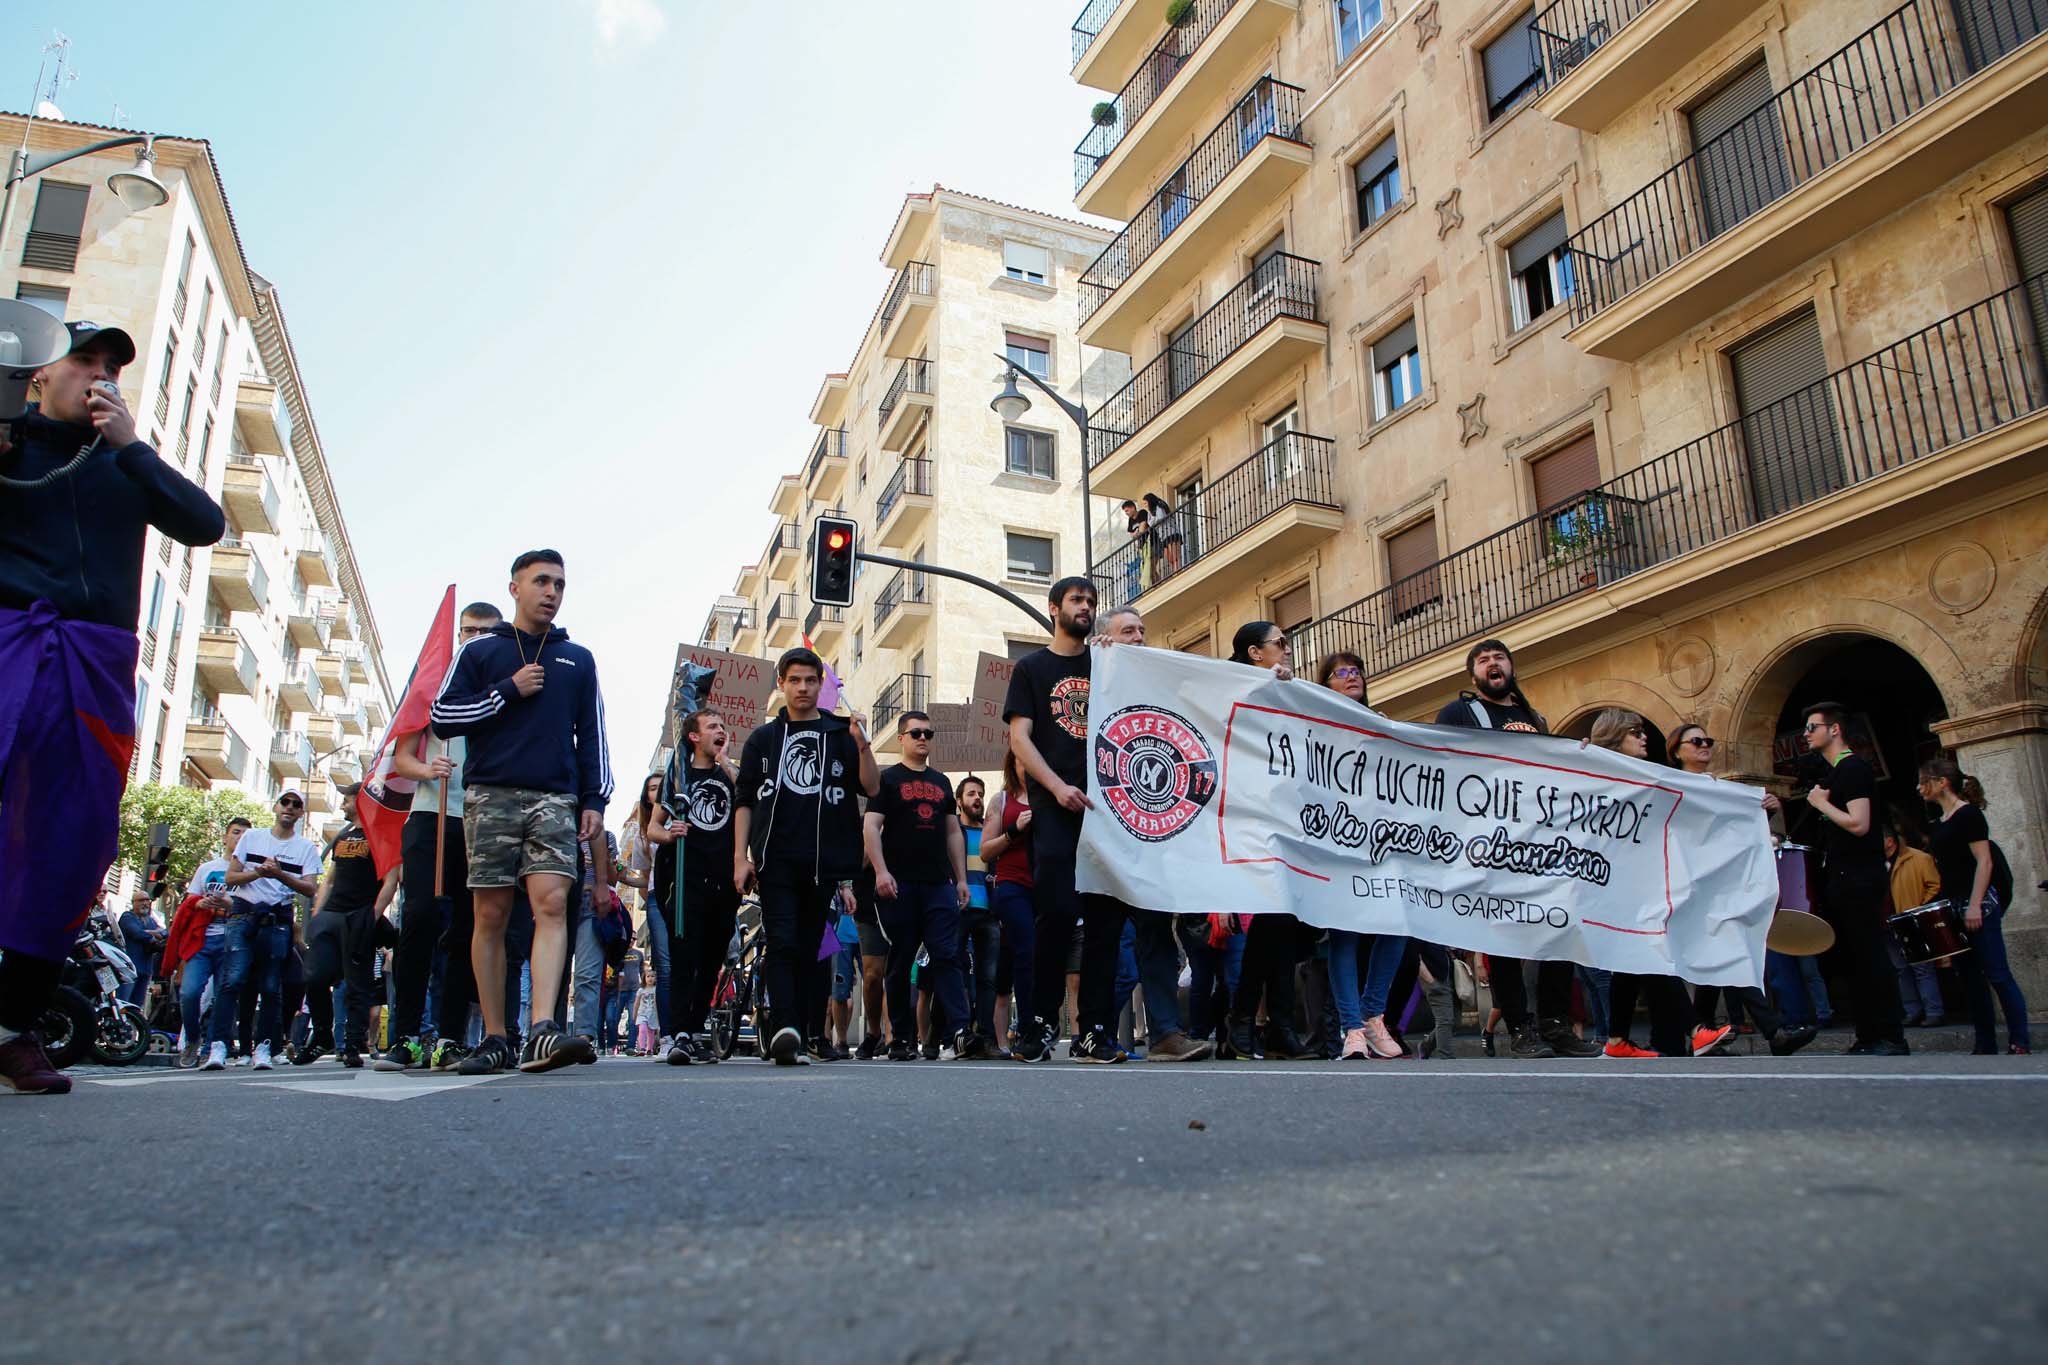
[855,551,1053,633]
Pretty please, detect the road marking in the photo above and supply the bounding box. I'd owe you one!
[72,1072,187,1087]
[1004,1066,2048,1082]
[249,1070,513,1101]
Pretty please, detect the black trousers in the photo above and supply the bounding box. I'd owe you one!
[669,880,740,1036]
[1231,914,1302,1030]
[1607,972,1692,1054]
[304,902,379,1050]
[395,811,475,1044]
[961,907,1001,1038]
[757,872,834,1044]
[1486,954,1575,1030]
[1823,864,1904,1046]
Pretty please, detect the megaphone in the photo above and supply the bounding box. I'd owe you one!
[0,300,73,421]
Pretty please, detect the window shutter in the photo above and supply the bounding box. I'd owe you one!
[2007,180,2048,281]
[1729,308,1843,519]
[1004,331,1048,355]
[1688,59,1774,145]
[1531,433,1600,512]
[1271,583,1313,635]
[1508,212,1569,275]
[1387,519,1440,618]
[1354,134,1398,189]
[1729,309,1828,415]
[1482,12,1539,106]
[1372,318,1417,372]
[1003,241,1050,280]
[22,181,89,271]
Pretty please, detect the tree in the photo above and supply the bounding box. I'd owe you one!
[116,784,272,898]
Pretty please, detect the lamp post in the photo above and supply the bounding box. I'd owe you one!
[990,355,1098,576]
[1,127,170,265]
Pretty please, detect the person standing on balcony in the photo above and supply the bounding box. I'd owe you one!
[0,323,226,1095]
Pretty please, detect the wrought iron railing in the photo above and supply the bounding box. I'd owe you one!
[764,521,799,566]
[1089,433,1339,611]
[1088,253,1321,467]
[1530,0,1656,87]
[877,457,932,525]
[805,603,845,638]
[1074,0,1243,194]
[879,358,934,427]
[765,593,799,634]
[1567,0,2048,327]
[1080,76,1306,320]
[1297,270,2048,678]
[880,261,935,330]
[808,426,848,484]
[874,568,931,630]
[873,673,932,732]
[1071,0,1123,65]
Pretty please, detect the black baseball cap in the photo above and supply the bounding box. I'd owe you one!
[65,321,137,367]
[336,780,363,798]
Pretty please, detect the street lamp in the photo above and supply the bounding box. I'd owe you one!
[1,130,170,264]
[989,354,1098,571]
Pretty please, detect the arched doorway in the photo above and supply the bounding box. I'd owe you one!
[1556,708,1671,767]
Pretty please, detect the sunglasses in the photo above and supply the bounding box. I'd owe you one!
[904,728,935,740]
[1627,726,1647,739]
[1265,637,1292,652]
[1684,735,1716,749]
[459,624,493,637]
[278,797,303,809]
[1803,721,1829,733]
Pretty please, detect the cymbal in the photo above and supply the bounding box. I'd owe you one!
[1768,909,1834,956]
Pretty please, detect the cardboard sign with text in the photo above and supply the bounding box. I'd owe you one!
[926,699,1009,778]
[971,652,1017,707]
[671,644,778,733]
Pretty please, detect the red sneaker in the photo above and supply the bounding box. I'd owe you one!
[1603,1039,1659,1059]
[0,1031,73,1094]
[1692,1024,1735,1056]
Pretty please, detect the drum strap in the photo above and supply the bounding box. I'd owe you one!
[1467,699,1492,729]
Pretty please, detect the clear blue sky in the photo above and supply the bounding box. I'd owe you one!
[5,0,1109,822]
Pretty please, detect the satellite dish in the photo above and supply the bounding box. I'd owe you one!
[0,300,74,420]
[34,99,64,121]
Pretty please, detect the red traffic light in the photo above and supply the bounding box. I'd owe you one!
[826,529,850,551]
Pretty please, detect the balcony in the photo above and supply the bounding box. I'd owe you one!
[880,261,937,360]
[313,649,346,692]
[206,538,269,614]
[764,592,801,649]
[1079,77,1310,352]
[805,602,847,650]
[296,539,334,588]
[1074,0,1300,220]
[365,696,388,731]
[234,379,291,458]
[769,473,802,519]
[875,457,934,549]
[280,659,324,714]
[1072,0,1165,90]
[878,358,934,452]
[339,643,369,689]
[872,672,931,742]
[1300,270,2048,686]
[184,718,248,782]
[286,598,328,649]
[764,521,800,583]
[220,456,280,535]
[1091,433,1342,622]
[306,713,341,751]
[324,598,355,641]
[1533,0,1774,132]
[270,731,313,779]
[337,703,367,738]
[873,567,933,648]
[330,755,362,787]
[304,775,335,815]
[195,628,257,697]
[1087,253,1325,498]
[1564,0,2048,360]
[806,426,849,502]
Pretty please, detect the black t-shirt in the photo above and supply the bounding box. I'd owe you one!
[1004,643,1090,789]
[1433,693,1546,734]
[1813,753,1884,873]
[872,763,957,886]
[756,716,827,871]
[1927,803,2013,907]
[324,824,381,913]
[675,764,736,888]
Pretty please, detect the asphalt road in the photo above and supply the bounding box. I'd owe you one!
[7,1052,2044,1364]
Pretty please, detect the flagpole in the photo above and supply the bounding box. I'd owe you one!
[433,596,454,898]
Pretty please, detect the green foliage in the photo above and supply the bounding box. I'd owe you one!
[1092,101,1118,127]
[116,784,273,898]
[1543,493,1631,569]
[1165,0,1196,26]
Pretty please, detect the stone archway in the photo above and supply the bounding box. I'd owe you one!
[1554,679,1682,766]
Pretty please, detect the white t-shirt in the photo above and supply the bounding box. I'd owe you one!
[233,828,321,908]
[188,858,232,940]
[412,735,467,820]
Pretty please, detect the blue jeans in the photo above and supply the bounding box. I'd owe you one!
[1766,950,1823,1026]
[990,881,1036,1033]
[1128,909,1185,1043]
[831,938,858,1004]
[1883,932,1946,1021]
[178,939,225,1044]
[1578,965,1611,1040]
[1327,931,1408,1031]
[212,917,289,1048]
[572,910,606,1041]
[1958,893,2030,1051]
[643,903,673,1034]
[880,881,971,1043]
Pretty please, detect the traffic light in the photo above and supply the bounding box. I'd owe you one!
[811,515,857,607]
[143,822,173,899]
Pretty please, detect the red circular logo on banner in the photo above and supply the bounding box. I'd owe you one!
[1094,704,1219,843]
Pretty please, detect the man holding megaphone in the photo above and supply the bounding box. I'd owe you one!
[0,317,225,1094]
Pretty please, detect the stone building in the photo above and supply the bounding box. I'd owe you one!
[2,112,395,847]
[1061,0,2048,996]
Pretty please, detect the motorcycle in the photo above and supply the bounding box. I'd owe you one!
[61,914,153,1067]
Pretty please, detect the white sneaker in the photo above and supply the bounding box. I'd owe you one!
[201,1042,228,1071]
[650,1034,672,1062]
[252,1042,274,1071]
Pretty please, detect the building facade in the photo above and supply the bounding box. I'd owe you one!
[1062,0,2048,996]
[2,113,395,848]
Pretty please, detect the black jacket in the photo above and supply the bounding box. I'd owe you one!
[429,622,613,814]
[734,708,866,881]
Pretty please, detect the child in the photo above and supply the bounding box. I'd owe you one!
[633,974,659,1055]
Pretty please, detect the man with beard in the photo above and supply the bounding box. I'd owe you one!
[1433,640,1599,1059]
[646,707,740,1064]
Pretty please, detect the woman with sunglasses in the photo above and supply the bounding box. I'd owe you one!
[1918,757,2030,1054]
[1664,721,1819,1057]
[1220,622,1313,1059]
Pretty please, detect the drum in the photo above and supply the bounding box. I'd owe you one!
[1768,910,1834,956]
[1775,843,1821,914]
[1891,900,1972,965]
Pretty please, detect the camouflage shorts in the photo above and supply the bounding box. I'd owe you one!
[464,785,578,888]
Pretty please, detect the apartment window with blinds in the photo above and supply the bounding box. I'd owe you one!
[157,340,176,403]
[2005,179,2048,341]
[1006,532,1055,585]
[1005,427,1056,480]
[1006,638,1040,662]
[1481,9,1543,123]
[23,181,89,271]
[1270,582,1314,638]
[1387,518,1442,621]
[852,628,864,668]
[1353,133,1400,232]
[1370,319,1421,420]
[1005,330,1051,379]
[1334,0,1384,62]
[1003,240,1050,285]
[1531,432,1601,514]
[15,282,68,318]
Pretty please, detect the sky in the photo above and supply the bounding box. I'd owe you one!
[4,0,1112,823]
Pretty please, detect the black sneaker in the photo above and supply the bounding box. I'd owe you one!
[286,1041,327,1067]
[431,1039,471,1071]
[371,1039,424,1072]
[518,1023,595,1074]
[664,1036,693,1066]
[340,1047,365,1069]
[1225,1016,1260,1061]
[766,1026,806,1066]
[457,1035,513,1075]
[1509,1026,1557,1059]
[1010,1021,1051,1063]
[1072,1028,1127,1064]
[886,1039,916,1061]
[1263,1026,1316,1061]
[807,1037,841,1063]
[855,1033,883,1061]
[1769,1024,1819,1057]
[687,1035,719,1064]
[1539,1018,1600,1058]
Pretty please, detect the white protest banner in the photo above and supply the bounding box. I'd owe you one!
[1075,646,1775,985]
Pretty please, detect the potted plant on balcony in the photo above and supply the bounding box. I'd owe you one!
[1166,0,1197,27]
[1092,101,1118,127]
[1542,492,1634,589]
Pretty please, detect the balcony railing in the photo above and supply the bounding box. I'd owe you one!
[805,602,846,638]
[764,521,799,565]
[1071,0,1122,65]
[880,262,935,329]
[1089,253,1321,467]
[1080,76,1306,320]
[873,673,932,733]
[1089,433,1339,611]
[1566,0,2047,327]
[1530,0,1656,86]
[877,457,933,524]
[1299,270,2048,679]
[808,426,848,482]
[879,358,934,427]
[765,593,798,634]
[874,567,931,630]
[1074,0,1243,194]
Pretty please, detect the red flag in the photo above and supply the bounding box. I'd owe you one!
[359,586,456,876]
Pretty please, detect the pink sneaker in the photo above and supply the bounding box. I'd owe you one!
[1362,1017,1405,1059]
[0,1031,73,1094]
[1341,1027,1370,1060]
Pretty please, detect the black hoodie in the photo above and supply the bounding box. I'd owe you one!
[735,708,864,882]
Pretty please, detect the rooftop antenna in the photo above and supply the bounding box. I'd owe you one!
[34,32,78,121]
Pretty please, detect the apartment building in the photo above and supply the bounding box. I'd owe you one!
[1061,0,2048,991]
[720,186,1123,757]
[2,112,395,846]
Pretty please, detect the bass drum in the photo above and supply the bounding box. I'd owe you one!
[37,985,96,1070]
[91,1002,153,1066]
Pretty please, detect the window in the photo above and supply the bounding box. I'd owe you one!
[1370,319,1421,420]
[22,182,88,271]
[134,677,151,728]
[145,575,166,633]
[1531,432,1600,514]
[1387,518,1442,621]
[1353,133,1400,232]
[1262,406,1305,483]
[199,416,215,474]
[1006,532,1055,584]
[1271,582,1313,638]
[1006,638,1040,662]
[1167,314,1202,398]
[1507,211,1574,330]
[1003,240,1050,284]
[194,283,213,348]
[177,233,196,290]
[857,457,869,490]
[1005,330,1051,380]
[1005,427,1056,480]
[1481,9,1543,123]
[158,339,176,402]
[177,381,198,460]
[1334,0,1383,62]
[1728,307,1843,520]
[14,282,68,318]
[2005,178,2048,342]
[852,628,864,668]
